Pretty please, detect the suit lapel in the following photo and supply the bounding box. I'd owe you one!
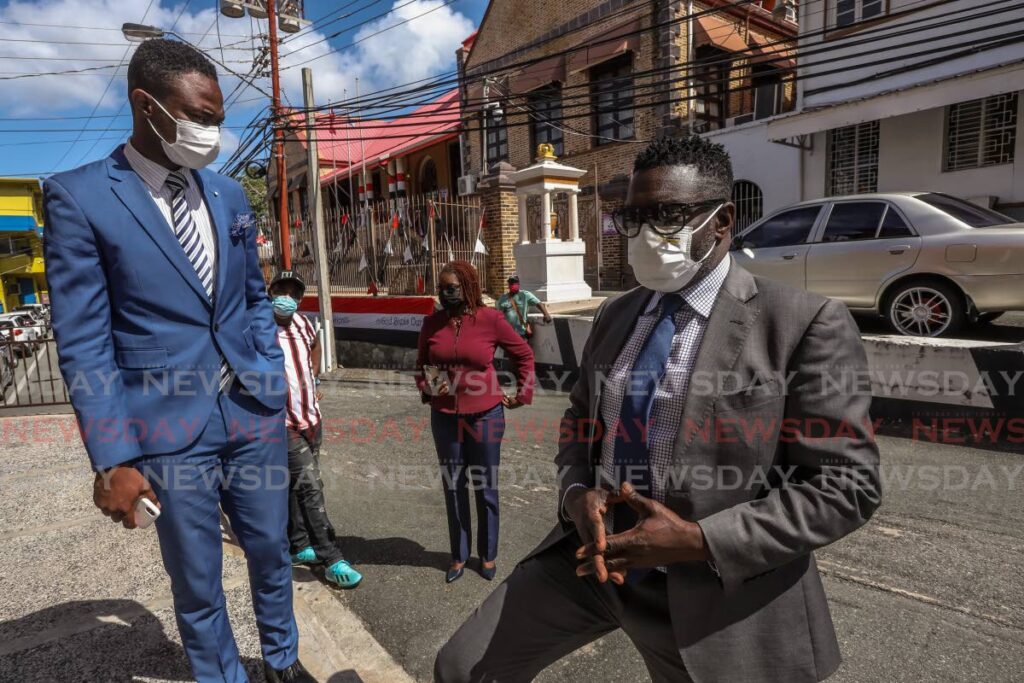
[107,150,212,307]
[674,264,759,458]
[192,170,230,308]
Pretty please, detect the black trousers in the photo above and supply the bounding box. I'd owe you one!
[434,535,692,683]
[286,424,345,567]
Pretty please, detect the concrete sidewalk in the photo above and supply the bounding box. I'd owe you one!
[0,414,413,683]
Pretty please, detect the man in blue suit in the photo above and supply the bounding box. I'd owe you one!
[44,39,316,683]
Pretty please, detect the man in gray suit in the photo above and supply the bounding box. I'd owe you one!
[435,135,881,683]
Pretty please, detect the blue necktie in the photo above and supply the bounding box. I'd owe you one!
[612,293,684,535]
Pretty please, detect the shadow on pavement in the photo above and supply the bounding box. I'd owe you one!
[327,671,366,683]
[0,599,263,682]
[334,535,451,572]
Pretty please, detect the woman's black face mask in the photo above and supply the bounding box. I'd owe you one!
[439,284,464,310]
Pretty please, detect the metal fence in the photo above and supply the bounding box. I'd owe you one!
[257,193,486,295]
[0,326,70,410]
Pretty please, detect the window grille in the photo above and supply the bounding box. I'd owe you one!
[732,180,764,235]
[945,93,1018,171]
[827,121,879,196]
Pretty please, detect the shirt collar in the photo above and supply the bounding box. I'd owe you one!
[123,140,181,193]
[643,254,732,319]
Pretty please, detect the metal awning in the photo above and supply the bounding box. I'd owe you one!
[767,60,1024,141]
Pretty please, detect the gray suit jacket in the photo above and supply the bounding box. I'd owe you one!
[530,262,882,683]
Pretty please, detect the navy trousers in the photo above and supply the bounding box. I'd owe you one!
[136,383,297,683]
[431,404,505,563]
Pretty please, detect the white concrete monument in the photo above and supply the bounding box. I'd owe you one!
[511,145,592,303]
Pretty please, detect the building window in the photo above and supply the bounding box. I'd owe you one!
[827,121,879,196]
[484,107,508,168]
[591,54,635,145]
[731,180,764,235]
[420,156,438,195]
[694,46,729,132]
[835,0,885,28]
[528,84,564,157]
[945,93,1018,171]
[752,64,784,121]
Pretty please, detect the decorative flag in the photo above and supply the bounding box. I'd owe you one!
[473,211,488,255]
[474,236,488,255]
[392,213,400,230]
[383,237,394,255]
[357,249,368,272]
[341,213,349,225]
[403,243,414,264]
[416,275,425,294]
[428,201,436,219]
[367,280,378,295]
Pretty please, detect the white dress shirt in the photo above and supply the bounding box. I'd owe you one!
[123,141,218,287]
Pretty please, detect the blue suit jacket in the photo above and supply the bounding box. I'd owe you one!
[43,146,285,471]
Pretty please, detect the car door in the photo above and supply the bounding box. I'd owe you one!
[731,204,824,288]
[806,201,922,309]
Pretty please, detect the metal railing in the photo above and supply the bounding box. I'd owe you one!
[257,193,487,295]
[0,325,70,409]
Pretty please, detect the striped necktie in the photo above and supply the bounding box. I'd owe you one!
[165,170,232,392]
[165,171,214,298]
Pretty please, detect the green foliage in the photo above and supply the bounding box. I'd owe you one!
[240,175,269,218]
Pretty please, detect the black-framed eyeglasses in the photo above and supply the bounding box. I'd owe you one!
[611,199,726,237]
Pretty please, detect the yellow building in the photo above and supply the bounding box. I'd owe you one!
[0,178,47,312]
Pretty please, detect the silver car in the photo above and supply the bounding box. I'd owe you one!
[731,192,1024,337]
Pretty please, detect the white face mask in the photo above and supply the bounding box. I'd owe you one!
[147,96,221,169]
[627,204,723,292]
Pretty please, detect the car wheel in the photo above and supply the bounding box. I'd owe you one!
[885,280,965,337]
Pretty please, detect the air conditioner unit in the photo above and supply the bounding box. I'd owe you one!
[727,113,755,127]
[457,175,477,196]
[772,1,797,23]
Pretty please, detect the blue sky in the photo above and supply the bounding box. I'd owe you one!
[0,0,487,178]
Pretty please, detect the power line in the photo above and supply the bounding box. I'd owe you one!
[0,19,251,37]
[284,0,1011,122]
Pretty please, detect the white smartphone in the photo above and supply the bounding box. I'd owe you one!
[423,364,444,394]
[134,497,160,529]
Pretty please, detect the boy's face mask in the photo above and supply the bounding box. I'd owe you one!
[272,295,298,317]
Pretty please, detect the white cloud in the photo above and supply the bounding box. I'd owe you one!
[277,0,475,105]
[0,0,474,117]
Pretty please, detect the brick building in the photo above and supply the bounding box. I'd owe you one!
[458,0,799,290]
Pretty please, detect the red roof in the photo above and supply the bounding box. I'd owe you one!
[315,89,460,185]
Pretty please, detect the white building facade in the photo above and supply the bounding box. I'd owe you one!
[766,0,1024,218]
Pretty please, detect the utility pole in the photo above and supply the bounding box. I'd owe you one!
[302,68,336,372]
[267,0,291,269]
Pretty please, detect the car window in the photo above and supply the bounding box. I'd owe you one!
[878,207,913,238]
[916,193,1013,227]
[741,206,821,248]
[821,203,885,243]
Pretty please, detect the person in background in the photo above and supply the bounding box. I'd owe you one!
[495,276,552,339]
[270,270,362,590]
[416,261,535,584]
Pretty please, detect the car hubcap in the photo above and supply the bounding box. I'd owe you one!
[892,287,952,336]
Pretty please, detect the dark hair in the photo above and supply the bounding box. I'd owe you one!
[441,260,485,313]
[633,134,733,191]
[127,38,217,101]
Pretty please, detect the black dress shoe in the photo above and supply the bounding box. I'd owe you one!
[480,562,497,581]
[264,659,317,683]
[446,566,465,583]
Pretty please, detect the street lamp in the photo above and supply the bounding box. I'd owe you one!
[121,22,165,41]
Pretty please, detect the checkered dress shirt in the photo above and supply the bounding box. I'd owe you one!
[599,255,732,508]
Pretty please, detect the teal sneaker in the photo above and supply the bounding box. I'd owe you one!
[291,546,317,566]
[324,560,362,589]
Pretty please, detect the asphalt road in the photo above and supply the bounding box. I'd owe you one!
[313,378,1024,683]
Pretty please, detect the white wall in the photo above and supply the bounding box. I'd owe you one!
[705,123,803,214]
[798,0,1024,109]
[799,93,1024,209]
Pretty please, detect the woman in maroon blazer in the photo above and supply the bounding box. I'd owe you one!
[416,261,535,583]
